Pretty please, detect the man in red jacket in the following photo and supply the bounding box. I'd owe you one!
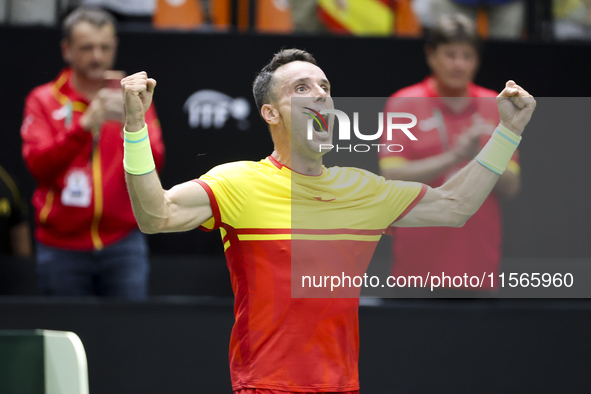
[21,7,164,299]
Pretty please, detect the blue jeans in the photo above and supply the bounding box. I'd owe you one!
[36,229,149,300]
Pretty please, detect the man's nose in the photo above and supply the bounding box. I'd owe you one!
[92,47,104,61]
[312,85,328,99]
[453,56,470,70]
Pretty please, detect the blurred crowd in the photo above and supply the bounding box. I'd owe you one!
[1,0,591,40]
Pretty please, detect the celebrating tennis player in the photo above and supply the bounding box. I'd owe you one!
[121,49,535,393]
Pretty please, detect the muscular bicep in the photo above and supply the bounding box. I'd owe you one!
[160,181,213,233]
[393,158,501,228]
[393,186,465,228]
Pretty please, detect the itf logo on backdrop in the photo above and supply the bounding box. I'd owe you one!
[184,90,251,130]
[304,107,418,152]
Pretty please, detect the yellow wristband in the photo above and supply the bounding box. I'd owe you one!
[475,123,521,175]
[123,124,156,175]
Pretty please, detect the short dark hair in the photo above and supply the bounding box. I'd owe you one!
[425,14,480,52]
[252,49,317,113]
[62,7,117,41]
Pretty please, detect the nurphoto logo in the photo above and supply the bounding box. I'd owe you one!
[303,107,418,152]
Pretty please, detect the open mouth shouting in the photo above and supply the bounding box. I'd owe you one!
[303,107,330,138]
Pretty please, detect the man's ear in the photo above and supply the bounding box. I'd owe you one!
[61,39,71,63]
[261,104,280,125]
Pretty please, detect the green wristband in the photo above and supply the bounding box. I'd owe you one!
[123,124,156,175]
[475,123,521,175]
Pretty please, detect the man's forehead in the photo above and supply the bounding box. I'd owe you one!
[437,41,477,52]
[71,21,116,39]
[275,61,328,85]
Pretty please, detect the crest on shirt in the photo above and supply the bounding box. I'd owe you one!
[418,116,440,132]
[52,101,73,127]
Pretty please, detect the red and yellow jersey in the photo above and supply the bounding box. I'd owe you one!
[195,156,426,392]
[379,77,520,287]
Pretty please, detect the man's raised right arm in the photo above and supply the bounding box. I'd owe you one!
[122,72,213,234]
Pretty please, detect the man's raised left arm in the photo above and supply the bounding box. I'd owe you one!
[395,81,536,228]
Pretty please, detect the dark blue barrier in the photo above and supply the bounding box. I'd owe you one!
[0,297,590,393]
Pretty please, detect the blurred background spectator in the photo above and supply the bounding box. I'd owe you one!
[1,0,571,41]
[379,14,520,296]
[317,0,396,35]
[0,0,60,25]
[554,0,591,40]
[80,0,155,24]
[0,165,32,258]
[20,7,164,299]
[413,0,525,39]
[289,0,325,33]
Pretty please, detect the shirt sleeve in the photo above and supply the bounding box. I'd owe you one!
[21,90,91,185]
[193,162,255,231]
[372,174,428,233]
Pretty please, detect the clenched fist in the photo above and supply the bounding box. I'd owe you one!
[496,80,536,136]
[121,71,157,132]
